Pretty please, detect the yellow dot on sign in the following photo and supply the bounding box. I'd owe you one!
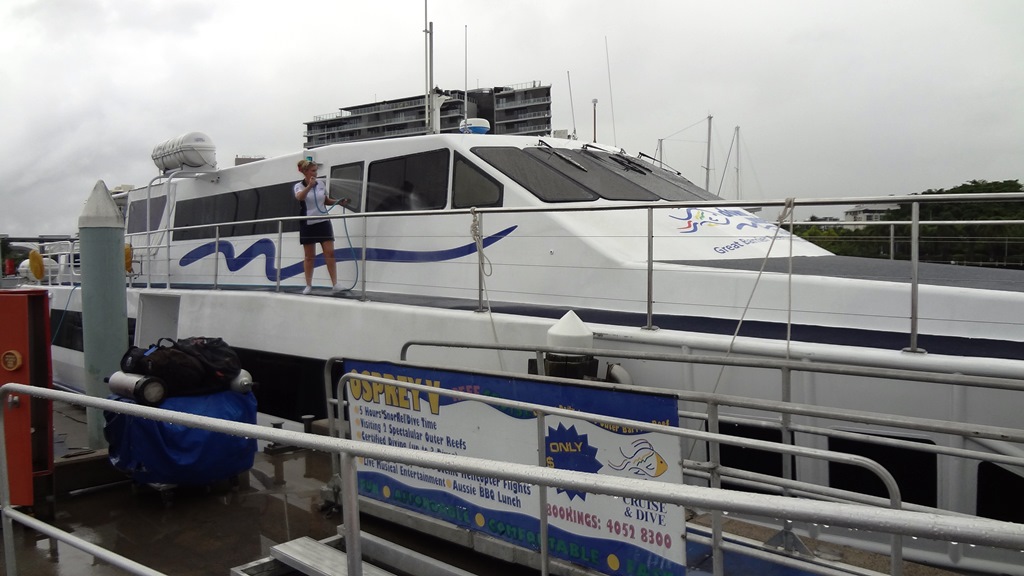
[446,480,452,488]
[475,513,485,527]
[383,486,391,498]
[607,554,620,571]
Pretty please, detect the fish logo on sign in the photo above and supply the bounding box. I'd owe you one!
[608,439,668,478]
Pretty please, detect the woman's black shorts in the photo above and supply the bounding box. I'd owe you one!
[299,220,334,245]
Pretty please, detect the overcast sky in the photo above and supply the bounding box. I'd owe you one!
[2,0,1021,237]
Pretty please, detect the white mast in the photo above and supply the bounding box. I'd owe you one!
[605,37,617,146]
[735,126,741,200]
[567,71,577,139]
[704,114,712,193]
[423,1,429,135]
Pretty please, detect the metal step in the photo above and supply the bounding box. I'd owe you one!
[269,536,397,576]
[343,528,479,576]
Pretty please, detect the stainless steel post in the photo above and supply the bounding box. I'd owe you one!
[645,207,657,330]
[909,202,920,352]
[360,215,368,301]
[275,221,283,292]
[476,211,486,312]
[708,403,724,576]
[341,452,363,576]
[537,413,550,576]
[213,226,220,289]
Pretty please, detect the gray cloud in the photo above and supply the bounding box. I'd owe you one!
[2,0,1021,236]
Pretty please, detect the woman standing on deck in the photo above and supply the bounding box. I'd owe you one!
[294,159,348,294]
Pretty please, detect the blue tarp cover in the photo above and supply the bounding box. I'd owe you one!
[104,391,258,485]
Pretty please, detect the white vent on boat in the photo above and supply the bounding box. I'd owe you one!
[151,132,217,173]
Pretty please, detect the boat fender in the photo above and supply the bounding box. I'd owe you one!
[124,244,133,273]
[28,250,44,281]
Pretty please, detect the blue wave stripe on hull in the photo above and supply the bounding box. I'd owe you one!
[179,225,517,280]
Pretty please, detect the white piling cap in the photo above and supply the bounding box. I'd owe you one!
[78,180,124,229]
[547,310,593,350]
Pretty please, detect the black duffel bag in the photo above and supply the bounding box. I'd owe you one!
[119,338,216,397]
[174,336,242,386]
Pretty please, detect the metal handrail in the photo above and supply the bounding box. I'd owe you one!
[401,341,1024,393]
[324,367,910,575]
[397,339,1024,573]
[4,383,1024,576]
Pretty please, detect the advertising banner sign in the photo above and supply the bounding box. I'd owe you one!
[344,360,684,576]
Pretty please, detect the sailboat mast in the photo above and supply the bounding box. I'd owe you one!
[704,114,712,193]
[735,126,741,200]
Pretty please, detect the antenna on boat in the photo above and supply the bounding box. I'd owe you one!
[464,24,468,127]
[566,71,578,140]
[423,1,430,135]
[605,36,617,146]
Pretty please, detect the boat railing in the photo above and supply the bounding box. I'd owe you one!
[28,192,1024,354]
[397,340,1024,574]
[9,384,1023,576]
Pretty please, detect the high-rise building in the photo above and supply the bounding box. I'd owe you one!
[304,81,551,148]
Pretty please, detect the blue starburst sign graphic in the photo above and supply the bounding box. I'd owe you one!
[546,423,602,501]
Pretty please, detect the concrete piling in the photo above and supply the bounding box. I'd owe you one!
[78,180,129,448]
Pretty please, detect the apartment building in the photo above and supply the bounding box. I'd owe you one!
[304,81,551,148]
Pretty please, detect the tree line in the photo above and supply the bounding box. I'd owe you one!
[794,180,1024,268]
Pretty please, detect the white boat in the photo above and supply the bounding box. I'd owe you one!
[11,130,1024,575]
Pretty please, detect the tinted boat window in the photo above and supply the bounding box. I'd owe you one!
[367,149,449,212]
[472,146,596,202]
[126,195,168,234]
[329,162,363,213]
[524,148,659,201]
[251,183,302,235]
[234,188,260,237]
[576,148,718,202]
[173,182,300,240]
[174,193,236,240]
[645,163,718,201]
[453,152,502,208]
[828,434,937,508]
[977,461,1024,523]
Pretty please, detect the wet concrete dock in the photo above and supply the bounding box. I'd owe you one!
[2,400,962,576]
[1,400,530,576]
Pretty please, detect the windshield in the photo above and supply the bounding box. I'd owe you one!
[472,144,719,203]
